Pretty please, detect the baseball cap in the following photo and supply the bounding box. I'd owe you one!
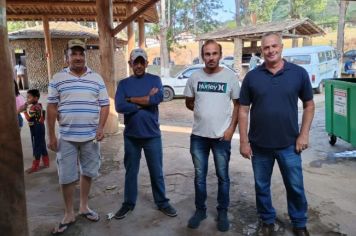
[130,48,148,61]
[68,39,86,50]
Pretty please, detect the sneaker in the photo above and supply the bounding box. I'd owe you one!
[260,223,275,236]
[187,209,207,229]
[158,204,177,217]
[217,209,229,232]
[114,205,133,219]
[293,227,310,236]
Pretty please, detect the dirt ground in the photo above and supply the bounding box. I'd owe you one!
[20,93,356,236]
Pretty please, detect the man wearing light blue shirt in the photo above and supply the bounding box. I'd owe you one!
[47,39,109,235]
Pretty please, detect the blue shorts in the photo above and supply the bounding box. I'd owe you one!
[56,138,101,184]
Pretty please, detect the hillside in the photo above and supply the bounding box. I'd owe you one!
[146,27,356,65]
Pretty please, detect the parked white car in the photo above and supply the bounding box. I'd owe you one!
[220,56,234,68]
[161,64,239,102]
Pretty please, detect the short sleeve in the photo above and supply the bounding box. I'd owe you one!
[184,77,194,97]
[230,75,241,100]
[97,75,110,106]
[298,69,313,102]
[47,79,59,104]
[239,74,251,106]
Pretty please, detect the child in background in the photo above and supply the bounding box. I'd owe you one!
[14,80,25,128]
[24,89,49,173]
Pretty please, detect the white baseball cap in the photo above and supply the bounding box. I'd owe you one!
[130,48,148,61]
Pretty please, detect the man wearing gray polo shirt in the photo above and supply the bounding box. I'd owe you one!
[184,39,240,232]
[47,39,110,235]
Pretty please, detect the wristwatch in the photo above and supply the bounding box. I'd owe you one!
[126,97,131,102]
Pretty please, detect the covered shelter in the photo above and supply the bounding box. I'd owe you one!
[197,18,326,77]
[5,0,160,133]
[9,22,127,91]
[1,1,160,235]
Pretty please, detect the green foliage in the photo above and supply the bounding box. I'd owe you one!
[171,0,223,34]
[225,20,237,29]
[271,0,327,21]
[7,22,27,32]
[250,0,279,22]
[147,0,223,53]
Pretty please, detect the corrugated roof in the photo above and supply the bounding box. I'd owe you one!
[197,18,325,41]
[6,0,158,23]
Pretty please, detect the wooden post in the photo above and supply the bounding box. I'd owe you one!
[127,4,135,52]
[198,40,203,63]
[233,37,243,78]
[302,37,312,46]
[43,16,53,81]
[138,17,145,49]
[251,40,258,52]
[96,0,118,134]
[127,4,134,75]
[0,1,29,235]
[292,29,298,48]
[337,0,348,59]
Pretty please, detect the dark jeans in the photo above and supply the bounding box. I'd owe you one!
[251,144,308,228]
[123,135,169,209]
[190,134,231,211]
[29,123,48,160]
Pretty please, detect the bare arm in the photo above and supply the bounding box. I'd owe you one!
[296,99,315,153]
[46,103,58,151]
[96,105,110,141]
[238,105,252,159]
[223,99,240,141]
[185,97,195,111]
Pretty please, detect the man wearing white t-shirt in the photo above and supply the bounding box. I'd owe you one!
[184,39,240,232]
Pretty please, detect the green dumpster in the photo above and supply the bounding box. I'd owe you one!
[325,79,356,146]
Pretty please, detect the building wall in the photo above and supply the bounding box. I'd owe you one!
[10,38,127,91]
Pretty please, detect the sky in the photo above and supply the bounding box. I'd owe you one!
[215,0,236,22]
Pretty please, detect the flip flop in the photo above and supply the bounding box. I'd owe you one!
[79,210,100,222]
[51,221,75,235]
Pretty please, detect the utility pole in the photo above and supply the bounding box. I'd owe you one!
[336,0,348,59]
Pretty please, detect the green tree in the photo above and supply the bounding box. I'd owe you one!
[271,0,327,21]
[147,0,223,53]
[249,0,279,22]
[7,22,27,32]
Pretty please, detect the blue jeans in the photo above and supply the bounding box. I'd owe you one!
[251,144,308,228]
[190,134,231,211]
[29,123,48,160]
[123,135,169,209]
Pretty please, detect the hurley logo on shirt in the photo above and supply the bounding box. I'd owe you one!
[197,82,227,93]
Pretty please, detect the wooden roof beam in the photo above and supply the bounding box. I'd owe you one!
[7,0,135,8]
[7,13,127,20]
[112,0,159,36]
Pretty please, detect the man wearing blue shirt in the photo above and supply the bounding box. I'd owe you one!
[114,48,177,219]
[239,33,315,236]
[344,58,355,77]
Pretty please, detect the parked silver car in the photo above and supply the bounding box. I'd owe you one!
[161,64,239,102]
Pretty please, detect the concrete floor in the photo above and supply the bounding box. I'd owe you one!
[20,93,356,236]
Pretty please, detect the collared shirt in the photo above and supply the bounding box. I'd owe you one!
[239,60,313,148]
[47,67,109,142]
